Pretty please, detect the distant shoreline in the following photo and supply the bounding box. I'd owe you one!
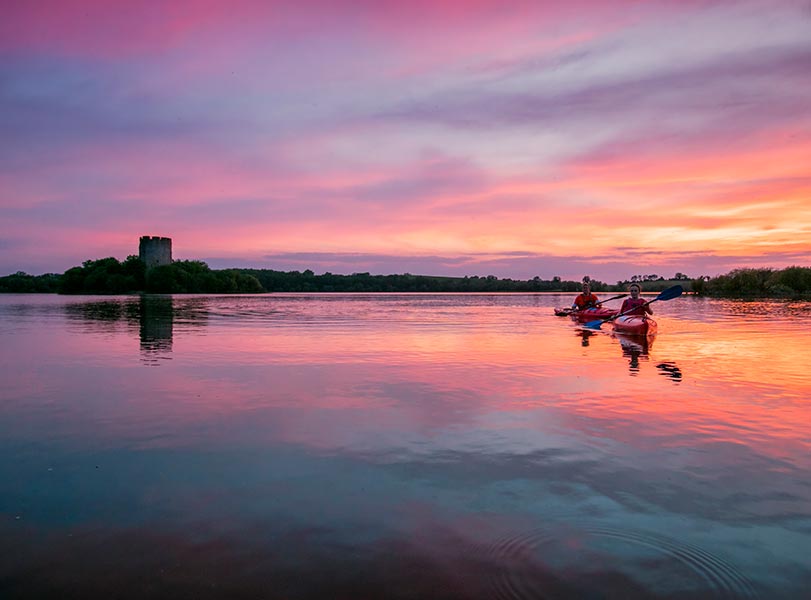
[2,261,809,298]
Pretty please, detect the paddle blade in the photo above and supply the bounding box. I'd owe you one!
[584,320,604,329]
[656,285,684,301]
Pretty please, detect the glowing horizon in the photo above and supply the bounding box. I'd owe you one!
[2,0,809,282]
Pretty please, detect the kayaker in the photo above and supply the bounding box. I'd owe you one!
[572,282,600,311]
[620,283,653,317]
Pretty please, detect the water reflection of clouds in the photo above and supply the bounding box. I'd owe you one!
[0,518,519,600]
[3,294,811,597]
[17,296,808,465]
[3,506,794,599]
[674,297,811,321]
[2,407,804,596]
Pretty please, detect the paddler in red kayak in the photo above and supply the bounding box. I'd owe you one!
[619,283,653,316]
[571,281,600,312]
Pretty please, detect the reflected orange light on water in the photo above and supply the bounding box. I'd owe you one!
[3,295,809,466]
[142,301,811,465]
[2,294,811,599]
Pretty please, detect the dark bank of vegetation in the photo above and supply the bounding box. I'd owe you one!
[2,258,810,297]
[0,271,62,293]
[59,256,147,294]
[690,267,811,298]
[1,257,262,294]
[2,257,598,294]
[615,268,811,298]
[234,269,592,293]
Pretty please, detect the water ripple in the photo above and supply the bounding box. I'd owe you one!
[483,524,759,599]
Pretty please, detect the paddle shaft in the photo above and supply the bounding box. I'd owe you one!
[566,293,627,314]
[596,292,628,306]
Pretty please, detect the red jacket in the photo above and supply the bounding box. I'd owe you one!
[574,293,599,309]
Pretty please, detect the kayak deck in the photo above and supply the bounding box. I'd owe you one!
[612,315,658,336]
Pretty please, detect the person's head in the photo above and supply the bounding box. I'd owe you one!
[582,282,591,294]
[629,283,641,298]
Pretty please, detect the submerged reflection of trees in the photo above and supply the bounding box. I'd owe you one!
[63,296,208,364]
[64,299,140,331]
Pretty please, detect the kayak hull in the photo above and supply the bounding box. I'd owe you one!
[565,307,618,322]
[612,315,657,336]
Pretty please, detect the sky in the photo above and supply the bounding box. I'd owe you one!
[1,0,810,283]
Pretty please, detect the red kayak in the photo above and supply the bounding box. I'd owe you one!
[555,307,618,322]
[611,315,657,336]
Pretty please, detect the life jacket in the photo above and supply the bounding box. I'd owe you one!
[574,293,599,309]
[620,297,649,316]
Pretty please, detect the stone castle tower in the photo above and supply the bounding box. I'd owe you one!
[139,236,172,269]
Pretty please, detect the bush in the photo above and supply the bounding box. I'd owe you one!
[58,257,145,294]
[0,271,61,292]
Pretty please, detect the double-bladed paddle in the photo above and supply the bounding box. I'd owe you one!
[555,293,628,316]
[584,285,683,329]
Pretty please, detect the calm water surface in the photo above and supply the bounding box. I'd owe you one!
[1,293,810,598]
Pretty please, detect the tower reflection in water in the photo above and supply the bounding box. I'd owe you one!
[140,295,174,365]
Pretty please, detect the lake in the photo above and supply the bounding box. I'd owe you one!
[1,293,809,598]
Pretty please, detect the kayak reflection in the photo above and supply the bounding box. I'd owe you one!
[578,329,597,347]
[615,332,652,375]
[612,332,684,382]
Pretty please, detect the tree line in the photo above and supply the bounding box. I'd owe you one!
[235,270,595,293]
[1,258,810,297]
[0,257,262,294]
[689,267,811,297]
[0,258,599,294]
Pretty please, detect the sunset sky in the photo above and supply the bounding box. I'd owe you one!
[2,0,809,282]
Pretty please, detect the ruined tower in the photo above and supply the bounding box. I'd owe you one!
[139,236,172,269]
